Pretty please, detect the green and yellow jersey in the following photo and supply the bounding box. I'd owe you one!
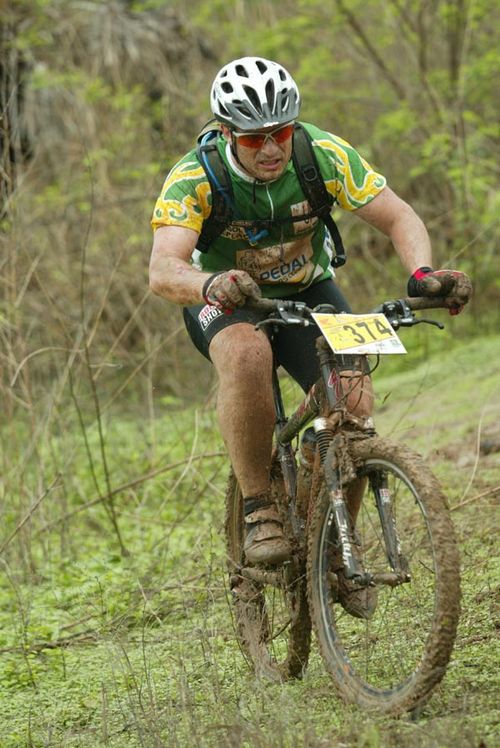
[151,122,386,297]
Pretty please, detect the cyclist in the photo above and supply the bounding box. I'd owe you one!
[149,57,471,616]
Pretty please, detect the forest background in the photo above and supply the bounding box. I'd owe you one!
[0,1,499,746]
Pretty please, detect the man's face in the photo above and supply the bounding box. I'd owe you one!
[222,123,294,182]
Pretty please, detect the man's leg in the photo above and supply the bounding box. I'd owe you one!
[209,322,291,565]
[209,322,275,496]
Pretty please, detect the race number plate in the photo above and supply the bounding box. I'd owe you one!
[312,313,407,355]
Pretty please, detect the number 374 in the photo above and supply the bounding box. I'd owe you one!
[342,318,393,344]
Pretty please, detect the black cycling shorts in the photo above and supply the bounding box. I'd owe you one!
[183,278,366,393]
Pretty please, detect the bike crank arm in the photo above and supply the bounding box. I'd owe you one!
[240,566,286,589]
[327,570,410,589]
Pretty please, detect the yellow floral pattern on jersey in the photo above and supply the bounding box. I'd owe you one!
[313,136,386,210]
[152,160,211,233]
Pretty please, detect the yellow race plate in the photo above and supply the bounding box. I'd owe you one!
[311,313,407,355]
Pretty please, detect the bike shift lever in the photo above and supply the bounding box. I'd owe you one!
[275,301,310,326]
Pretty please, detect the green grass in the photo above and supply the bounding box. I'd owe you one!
[0,336,499,747]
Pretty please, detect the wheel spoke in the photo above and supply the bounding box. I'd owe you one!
[307,438,460,713]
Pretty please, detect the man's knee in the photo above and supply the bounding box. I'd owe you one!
[341,370,374,417]
[209,324,273,380]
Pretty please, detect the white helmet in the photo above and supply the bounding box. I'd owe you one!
[210,56,301,130]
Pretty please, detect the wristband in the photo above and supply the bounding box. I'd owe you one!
[407,266,433,296]
[412,266,433,280]
[202,271,225,303]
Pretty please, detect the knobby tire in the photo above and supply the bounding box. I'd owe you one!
[307,435,461,714]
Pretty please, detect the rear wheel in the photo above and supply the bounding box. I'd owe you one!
[225,461,311,681]
[307,436,460,713]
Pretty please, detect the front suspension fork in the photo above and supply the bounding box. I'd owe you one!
[322,439,411,586]
[369,471,410,580]
[322,439,369,583]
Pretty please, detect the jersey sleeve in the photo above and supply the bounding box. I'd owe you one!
[309,127,386,211]
[151,152,212,233]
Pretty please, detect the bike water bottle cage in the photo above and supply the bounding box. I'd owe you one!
[195,123,347,267]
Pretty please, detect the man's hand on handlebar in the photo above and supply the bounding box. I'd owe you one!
[202,270,262,312]
[407,267,472,316]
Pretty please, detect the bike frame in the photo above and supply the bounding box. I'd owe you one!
[269,320,411,585]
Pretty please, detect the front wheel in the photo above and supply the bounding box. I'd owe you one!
[307,436,460,714]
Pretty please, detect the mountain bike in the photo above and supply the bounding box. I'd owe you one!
[225,295,460,715]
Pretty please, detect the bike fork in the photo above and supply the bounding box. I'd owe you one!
[322,437,369,584]
[369,471,411,581]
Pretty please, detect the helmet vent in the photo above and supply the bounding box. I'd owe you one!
[233,100,251,119]
[265,79,276,108]
[235,64,249,77]
[256,60,268,73]
[221,82,233,93]
[243,85,261,112]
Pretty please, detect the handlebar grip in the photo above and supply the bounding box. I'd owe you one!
[244,297,279,313]
[404,296,448,311]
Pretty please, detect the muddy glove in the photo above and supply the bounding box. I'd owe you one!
[202,270,261,312]
[407,266,472,316]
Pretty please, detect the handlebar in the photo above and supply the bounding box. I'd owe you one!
[245,295,448,331]
[247,296,448,314]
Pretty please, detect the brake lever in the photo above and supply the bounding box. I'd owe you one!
[416,318,445,329]
[255,318,286,330]
[393,316,444,330]
[255,316,309,331]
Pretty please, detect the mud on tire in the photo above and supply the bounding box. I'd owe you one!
[307,436,461,714]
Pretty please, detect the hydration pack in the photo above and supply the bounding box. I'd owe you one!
[195,123,346,267]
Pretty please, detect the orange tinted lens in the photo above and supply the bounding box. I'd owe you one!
[236,133,267,148]
[236,124,294,149]
[273,123,294,143]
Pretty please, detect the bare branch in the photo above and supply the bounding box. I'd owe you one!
[451,485,500,512]
[336,0,407,100]
[0,475,61,554]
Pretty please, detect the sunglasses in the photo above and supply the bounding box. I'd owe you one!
[230,122,295,149]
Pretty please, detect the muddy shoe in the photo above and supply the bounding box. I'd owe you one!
[244,503,291,565]
[336,572,378,620]
[331,539,378,620]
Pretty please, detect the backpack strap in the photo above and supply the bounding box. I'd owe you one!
[196,129,234,253]
[195,123,347,268]
[292,123,346,268]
